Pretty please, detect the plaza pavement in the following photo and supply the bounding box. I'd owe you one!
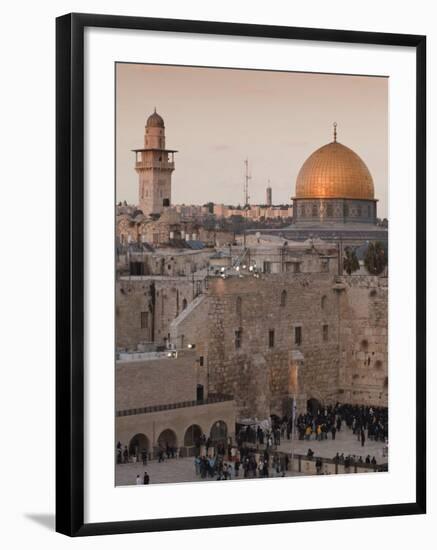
[116,427,387,486]
[276,426,387,462]
[116,457,304,486]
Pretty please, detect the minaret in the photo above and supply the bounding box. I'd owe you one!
[133,109,177,216]
[266,182,272,206]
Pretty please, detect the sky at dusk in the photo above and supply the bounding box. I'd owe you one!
[116,63,388,218]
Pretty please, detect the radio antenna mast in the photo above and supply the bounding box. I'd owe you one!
[244,158,251,207]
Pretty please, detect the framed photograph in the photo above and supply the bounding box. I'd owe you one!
[56,13,426,536]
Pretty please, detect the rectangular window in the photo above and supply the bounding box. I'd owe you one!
[199,356,204,366]
[140,311,148,329]
[295,326,302,345]
[269,329,275,348]
[323,324,329,341]
[235,329,242,349]
[263,261,271,273]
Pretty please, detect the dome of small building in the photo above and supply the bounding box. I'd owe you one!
[146,108,164,128]
[295,131,374,200]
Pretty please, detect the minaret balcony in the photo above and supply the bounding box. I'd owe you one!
[135,160,175,170]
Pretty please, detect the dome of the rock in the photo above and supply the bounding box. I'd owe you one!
[295,141,374,200]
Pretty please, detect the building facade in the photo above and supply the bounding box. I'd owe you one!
[116,349,236,458]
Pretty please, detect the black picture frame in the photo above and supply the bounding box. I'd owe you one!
[56,12,426,537]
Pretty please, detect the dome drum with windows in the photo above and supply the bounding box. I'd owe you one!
[292,124,378,226]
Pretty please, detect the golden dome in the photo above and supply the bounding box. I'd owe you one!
[295,140,374,200]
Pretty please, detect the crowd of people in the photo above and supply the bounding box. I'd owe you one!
[332,452,378,467]
[236,403,388,452]
[116,440,180,465]
[117,402,389,484]
[237,424,282,448]
[192,445,291,481]
[295,403,388,445]
[307,448,380,473]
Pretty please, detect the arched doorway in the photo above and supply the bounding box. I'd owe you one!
[307,398,322,415]
[210,420,228,443]
[184,424,202,447]
[157,429,177,449]
[128,433,149,459]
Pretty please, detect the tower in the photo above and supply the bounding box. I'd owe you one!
[266,182,272,206]
[133,109,177,217]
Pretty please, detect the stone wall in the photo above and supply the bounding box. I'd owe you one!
[116,350,206,410]
[338,276,388,406]
[169,294,210,362]
[116,276,203,349]
[171,274,340,418]
[116,279,155,349]
[170,271,388,417]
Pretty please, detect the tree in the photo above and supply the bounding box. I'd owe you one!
[364,241,387,275]
[203,202,214,214]
[343,246,360,275]
[228,215,245,234]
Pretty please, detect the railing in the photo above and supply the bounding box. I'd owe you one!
[116,394,234,417]
[284,452,388,474]
[135,161,175,170]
